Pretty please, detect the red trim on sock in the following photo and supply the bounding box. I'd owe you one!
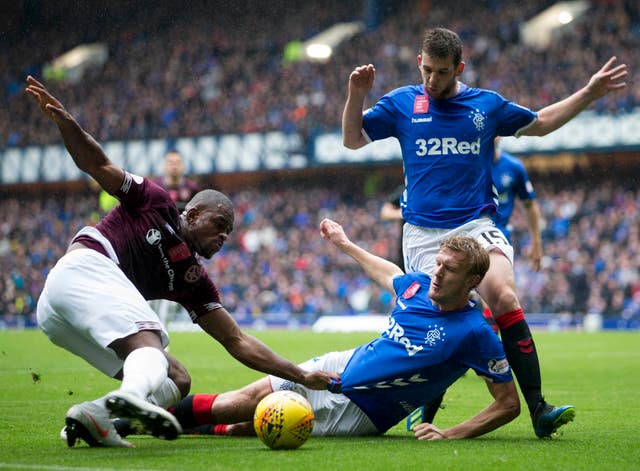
[517,338,534,354]
[193,394,218,426]
[495,308,525,330]
[213,424,228,435]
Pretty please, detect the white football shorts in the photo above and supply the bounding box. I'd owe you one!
[269,349,379,436]
[37,247,169,377]
[402,217,514,275]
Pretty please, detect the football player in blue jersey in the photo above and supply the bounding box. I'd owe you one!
[341,27,626,437]
[423,137,542,333]
[481,136,543,331]
[491,137,542,268]
[148,218,520,440]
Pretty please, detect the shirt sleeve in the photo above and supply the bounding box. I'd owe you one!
[515,160,536,201]
[493,94,538,137]
[177,273,223,322]
[362,93,399,142]
[114,172,170,210]
[465,325,513,383]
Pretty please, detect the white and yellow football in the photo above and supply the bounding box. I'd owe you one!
[253,390,314,450]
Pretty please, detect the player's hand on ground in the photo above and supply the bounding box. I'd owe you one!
[585,57,627,99]
[348,64,376,96]
[300,370,340,391]
[319,218,350,248]
[25,75,71,123]
[413,422,448,440]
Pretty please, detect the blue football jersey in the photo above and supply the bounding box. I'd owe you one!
[491,151,536,240]
[339,272,512,433]
[362,83,536,229]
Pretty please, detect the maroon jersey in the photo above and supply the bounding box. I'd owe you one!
[151,176,200,210]
[74,172,221,322]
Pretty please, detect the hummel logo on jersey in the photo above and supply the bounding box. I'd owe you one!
[352,373,428,390]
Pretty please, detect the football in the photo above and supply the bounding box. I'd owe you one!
[253,390,315,450]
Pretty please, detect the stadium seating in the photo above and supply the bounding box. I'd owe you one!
[1,0,638,146]
[1,169,638,328]
[1,1,639,328]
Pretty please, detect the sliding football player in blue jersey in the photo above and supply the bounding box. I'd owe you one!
[342,27,626,437]
[156,219,520,440]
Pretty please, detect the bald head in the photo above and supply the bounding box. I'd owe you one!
[182,189,235,258]
[187,189,233,212]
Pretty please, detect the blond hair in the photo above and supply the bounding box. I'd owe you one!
[440,236,490,279]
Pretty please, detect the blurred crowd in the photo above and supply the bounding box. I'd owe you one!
[2,0,639,148]
[1,0,639,328]
[1,169,639,329]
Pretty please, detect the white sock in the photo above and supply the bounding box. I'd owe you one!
[148,377,182,408]
[120,347,168,400]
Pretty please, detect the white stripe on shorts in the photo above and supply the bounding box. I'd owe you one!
[37,248,168,377]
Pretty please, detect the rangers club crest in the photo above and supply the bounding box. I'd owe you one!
[425,324,446,346]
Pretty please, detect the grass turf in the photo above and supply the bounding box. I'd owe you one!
[0,329,638,470]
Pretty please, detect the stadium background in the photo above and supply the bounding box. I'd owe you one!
[1,0,639,331]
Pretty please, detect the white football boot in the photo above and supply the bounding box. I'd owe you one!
[63,401,133,447]
[106,390,182,440]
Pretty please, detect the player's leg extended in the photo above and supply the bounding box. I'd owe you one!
[478,253,541,409]
[106,333,182,440]
[170,377,273,433]
[477,252,574,437]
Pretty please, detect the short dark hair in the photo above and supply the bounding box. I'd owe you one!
[421,27,463,66]
[440,236,489,280]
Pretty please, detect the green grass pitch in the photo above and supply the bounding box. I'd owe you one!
[0,329,638,470]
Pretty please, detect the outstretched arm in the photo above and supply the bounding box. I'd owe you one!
[197,307,337,390]
[25,76,124,194]
[320,218,403,292]
[521,57,627,136]
[523,199,542,271]
[413,379,520,440]
[342,64,376,149]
